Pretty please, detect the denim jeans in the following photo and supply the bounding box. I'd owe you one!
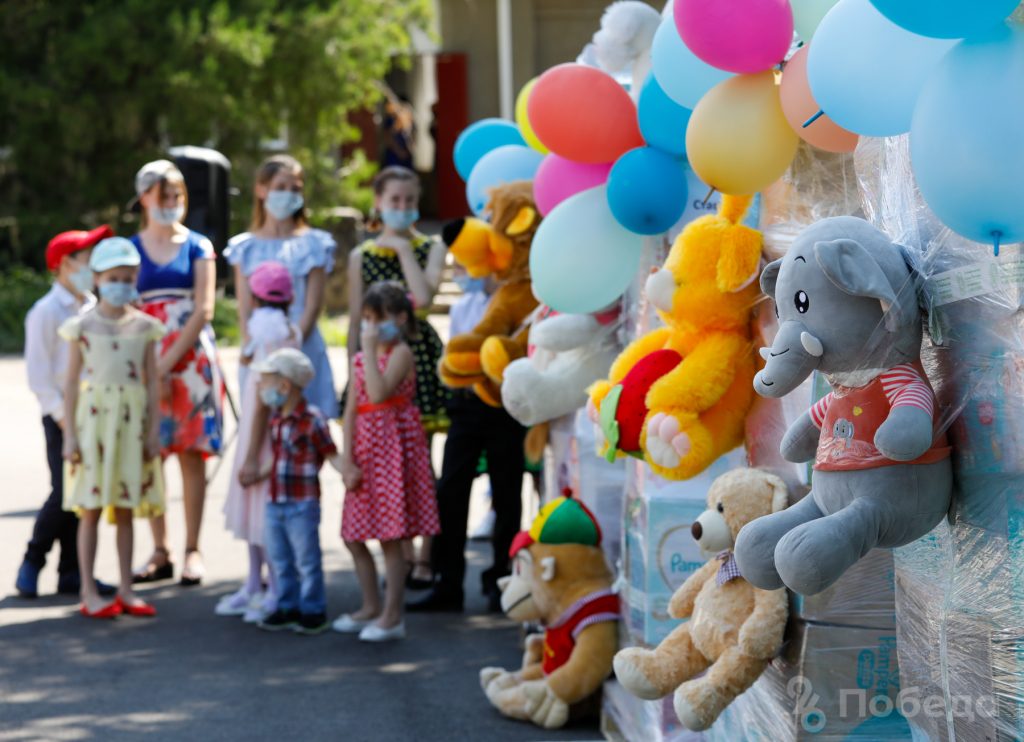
[265,499,325,615]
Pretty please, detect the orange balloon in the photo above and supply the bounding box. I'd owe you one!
[686,71,800,196]
[780,46,858,153]
[527,64,645,164]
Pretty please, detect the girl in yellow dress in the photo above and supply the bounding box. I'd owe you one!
[61,237,166,619]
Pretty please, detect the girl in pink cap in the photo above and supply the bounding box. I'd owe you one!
[217,261,301,621]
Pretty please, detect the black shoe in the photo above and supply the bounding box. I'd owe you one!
[57,574,117,597]
[406,587,464,613]
[293,612,330,635]
[258,609,300,631]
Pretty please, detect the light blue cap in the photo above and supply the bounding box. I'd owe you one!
[89,237,141,272]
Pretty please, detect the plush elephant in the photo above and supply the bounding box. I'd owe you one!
[733,216,953,596]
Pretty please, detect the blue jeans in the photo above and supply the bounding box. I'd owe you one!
[265,499,325,615]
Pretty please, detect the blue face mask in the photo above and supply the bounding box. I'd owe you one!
[265,190,304,220]
[380,208,419,232]
[149,205,185,226]
[377,320,401,343]
[98,282,138,307]
[260,386,288,409]
[69,265,94,296]
[454,275,486,294]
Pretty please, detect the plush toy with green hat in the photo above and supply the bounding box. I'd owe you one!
[479,495,619,729]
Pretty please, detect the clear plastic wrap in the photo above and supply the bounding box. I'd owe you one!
[602,679,704,742]
[569,407,628,568]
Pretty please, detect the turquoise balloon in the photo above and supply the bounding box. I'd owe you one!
[869,0,1019,39]
[911,26,1024,245]
[651,18,732,109]
[637,74,692,157]
[453,119,526,181]
[808,0,956,137]
[530,185,643,313]
[607,147,688,235]
[465,145,543,217]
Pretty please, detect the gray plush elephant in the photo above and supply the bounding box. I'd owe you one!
[733,217,952,596]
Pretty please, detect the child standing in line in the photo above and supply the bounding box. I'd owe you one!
[217,262,300,622]
[250,348,342,635]
[60,237,166,618]
[333,282,440,642]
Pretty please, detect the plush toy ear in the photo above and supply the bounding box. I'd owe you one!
[505,205,537,237]
[815,239,902,331]
[489,231,515,273]
[765,473,789,513]
[760,259,782,300]
[540,556,556,582]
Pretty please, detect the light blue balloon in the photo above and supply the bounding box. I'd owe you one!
[637,74,692,157]
[530,185,643,313]
[465,145,543,217]
[911,26,1024,245]
[808,0,956,137]
[651,18,732,110]
[453,119,526,181]
[607,147,689,235]
[869,0,1019,39]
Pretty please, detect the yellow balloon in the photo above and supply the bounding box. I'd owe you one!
[685,71,799,196]
[516,78,549,154]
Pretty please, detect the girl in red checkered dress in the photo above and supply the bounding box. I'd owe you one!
[336,282,440,642]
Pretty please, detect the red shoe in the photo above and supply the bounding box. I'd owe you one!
[115,596,157,617]
[79,601,122,619]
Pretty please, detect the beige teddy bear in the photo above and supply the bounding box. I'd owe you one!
[613,468,789,731]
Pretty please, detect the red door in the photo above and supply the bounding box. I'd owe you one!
[434,53,469,219]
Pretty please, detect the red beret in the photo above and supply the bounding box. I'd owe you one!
[45,225,115,272]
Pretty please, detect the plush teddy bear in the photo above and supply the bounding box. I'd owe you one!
[440,180,540,407]
[588,194,762,479]
[734,216,953,596]
[480,496,618,729]
[614,468,789,731]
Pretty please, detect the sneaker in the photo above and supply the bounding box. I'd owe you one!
[257,609,300,632]
[359,621,406,642]
[56,573,118,597]
[332,613,371,634]
[214,587,254,617]
[15,561,41,598]
[293,612,330,635]
[244,593,276,624]
[468,509,496,541]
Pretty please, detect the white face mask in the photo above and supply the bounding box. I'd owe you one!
[265,190,304,220]
[149,205,185,226]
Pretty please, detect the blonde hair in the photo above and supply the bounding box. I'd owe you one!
[250,154,308,231]
[139,170,188,229]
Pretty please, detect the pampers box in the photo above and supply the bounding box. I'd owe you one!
[623,448,749,647]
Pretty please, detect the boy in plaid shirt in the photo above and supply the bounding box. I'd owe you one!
[245,348,344,634]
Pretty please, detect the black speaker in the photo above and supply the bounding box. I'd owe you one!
[168,146,231,255]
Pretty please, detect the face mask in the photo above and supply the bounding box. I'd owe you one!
[69,265,94,295]
[380,208,419,232]
[265,190,304,220]
[149,205,185,226]
[377,320,401,343]
[98,282,138,307]
[260,386,288,409]
[454,275,486,294]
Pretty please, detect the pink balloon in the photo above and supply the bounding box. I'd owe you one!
[675,0,794,74]
[533,155,613,216]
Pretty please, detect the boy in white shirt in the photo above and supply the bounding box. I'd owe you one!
[15,226,117,598]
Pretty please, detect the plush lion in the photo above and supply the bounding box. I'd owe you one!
[440,180,540,407]
[613,468,789,731]
[588,194,761,479]
[480,496,618,729]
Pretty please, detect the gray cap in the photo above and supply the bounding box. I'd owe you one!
[134,159,183,196]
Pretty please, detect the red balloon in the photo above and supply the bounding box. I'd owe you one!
[527,64,645,164]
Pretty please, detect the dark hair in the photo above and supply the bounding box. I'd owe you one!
[254,295,291,313]
[362,280,419,341]
[372,165,419,195]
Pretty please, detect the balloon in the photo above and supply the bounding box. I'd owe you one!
[637,74,692,157]
[607,147,689,235]
[527,64,644,164]
[533,155,612,217]
[530,186,643,313]
[674,0,794,74]
[911,27,1024,245]
[685,71,799,195]
[791,0,839,41]
[515,79,548,154]
[453,119,526,181]
[465,145,544,217]
[779,46,858,153]
[869,0,1019,40]
[808,0,956,137]
[651,19,733,109]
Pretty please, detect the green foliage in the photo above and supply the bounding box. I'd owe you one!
[211,293,241,347]
[0,0,432,268]
[0,268,52,353]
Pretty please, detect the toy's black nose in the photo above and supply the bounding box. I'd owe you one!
[442,218,465,247]
[691,521,703,540]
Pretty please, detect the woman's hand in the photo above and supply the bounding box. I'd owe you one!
[238,456,260,487]
[360,320,378,353]
[62,434,81,473]
[144,427,161,461]
[341,458,362,490]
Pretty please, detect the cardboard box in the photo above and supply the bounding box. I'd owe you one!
[793,547,896,630]
[601,679,704,742]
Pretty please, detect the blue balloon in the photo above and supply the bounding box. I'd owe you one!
[911,26,1024,245]
[453,119,526,181]
[530,186,643,314]
[869,0,1019,39]
[651,18,732,110]
[465,145,543,217]
[607,147,688,236]
[637,74,692,157]
[808,0,956,137]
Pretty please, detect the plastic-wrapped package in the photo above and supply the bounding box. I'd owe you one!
[855,135,1024,742]
[569,408,628,567]
[602,679,704,742]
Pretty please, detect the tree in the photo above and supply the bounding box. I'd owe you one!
[0,0,431,267]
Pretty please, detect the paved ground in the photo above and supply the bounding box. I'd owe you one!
[0,333,601,741]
